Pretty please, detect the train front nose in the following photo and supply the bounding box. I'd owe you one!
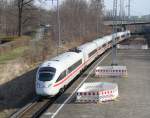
[36,82,58,96]
[36,82,51,95]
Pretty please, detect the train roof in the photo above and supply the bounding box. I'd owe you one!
[103,35,112,42]
[40,52,82,72]
[78,42,97,53]
[93,37,110,46]
[117,31,129,36]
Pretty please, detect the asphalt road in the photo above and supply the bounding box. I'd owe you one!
[41,49,150,118]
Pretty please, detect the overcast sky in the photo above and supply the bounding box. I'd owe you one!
[104,0,150,16]
[36,0,150,16]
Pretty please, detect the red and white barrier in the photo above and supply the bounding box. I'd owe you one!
[76,82,118,103]
[95,66,128,77]
[117,44,148,50]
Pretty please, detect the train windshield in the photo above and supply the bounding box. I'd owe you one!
[38,67,56,81]
[39,72,54,81]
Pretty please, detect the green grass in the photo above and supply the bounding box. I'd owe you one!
[0,36,18,42]
[0,47,28,64]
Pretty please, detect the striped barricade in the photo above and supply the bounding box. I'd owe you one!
[76,92,99,103]
[117,44,149,50]
[76,82,119,103]
[98,86,118,102]
[142,45,148,49]
[95,66,128,77]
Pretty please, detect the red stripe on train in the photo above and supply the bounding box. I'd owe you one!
[53,42,116,87]
[53,51,99,87]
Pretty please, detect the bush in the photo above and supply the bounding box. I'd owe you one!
[0,36,18,43]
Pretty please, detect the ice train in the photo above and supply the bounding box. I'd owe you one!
[36,31,130,96]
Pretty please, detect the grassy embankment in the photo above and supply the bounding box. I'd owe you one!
[0,46,28,64]
[0,36,31,64]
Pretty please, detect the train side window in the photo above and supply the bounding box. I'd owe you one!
[68,59,82,73]
[88,49,97,57]
[116,37,119,40]
[56,70,66,82]
[103,44,107,47]
[108,41,112,44]
[121,35,125,38]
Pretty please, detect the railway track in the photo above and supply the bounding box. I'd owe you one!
[10,96,57,118]
[10,76,81,118]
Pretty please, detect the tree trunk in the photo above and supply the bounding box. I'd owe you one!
[18,0,23,37]
[18,9,22,36]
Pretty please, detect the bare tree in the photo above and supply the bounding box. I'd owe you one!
[0,0,104,40]
[15,0,34,36]
[50,0,104,42]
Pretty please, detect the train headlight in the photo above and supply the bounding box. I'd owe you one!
[36,82,52,88]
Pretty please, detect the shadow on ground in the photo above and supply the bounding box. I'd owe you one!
[0,68,37,113]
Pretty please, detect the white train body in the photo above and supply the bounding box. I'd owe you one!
[36,52,83,96]
[36,30,131,96]
[78,42,98,66]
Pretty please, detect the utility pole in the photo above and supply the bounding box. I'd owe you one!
[96,0,99,38]
[45,0,61,55]
[57,0,61,55]
[53,0,61,55]
[128,0,131,30]
[96,0,104,37]
[112,0,118,66]
[119,0,124,31]
[128,0,131,19]
[96,0,101,38]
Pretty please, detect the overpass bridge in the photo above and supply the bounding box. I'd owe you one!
[104,20,150,26]
[104,20,150,35]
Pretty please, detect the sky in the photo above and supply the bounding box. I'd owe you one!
[35,0,150,16]
[104,0,150,16]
